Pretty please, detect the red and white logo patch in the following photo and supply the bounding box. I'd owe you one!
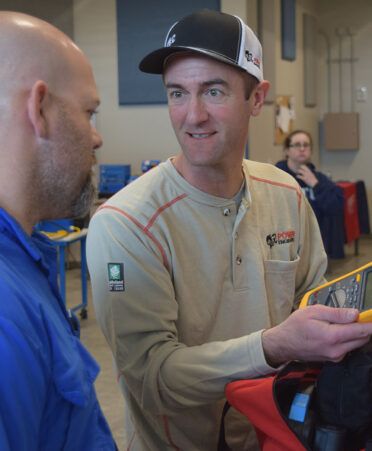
[266,230,295,248]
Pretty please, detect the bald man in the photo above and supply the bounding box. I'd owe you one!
[0,12,116,450]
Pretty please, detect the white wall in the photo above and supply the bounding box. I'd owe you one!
[248,0,320,166]
[73,0,177,175]
[317,0,372,224]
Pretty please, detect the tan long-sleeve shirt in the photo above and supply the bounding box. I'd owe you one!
[87,158,327,451]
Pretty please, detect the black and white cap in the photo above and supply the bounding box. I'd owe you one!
[139,9,263,82]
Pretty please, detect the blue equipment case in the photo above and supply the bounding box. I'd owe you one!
[99,164,131,195]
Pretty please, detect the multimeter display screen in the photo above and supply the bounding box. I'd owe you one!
[365,271,372,310]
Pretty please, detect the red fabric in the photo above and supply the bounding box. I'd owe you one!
[225,377,306,451]
[337,182,360,243]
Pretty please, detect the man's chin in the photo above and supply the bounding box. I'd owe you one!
[71,180,96,219]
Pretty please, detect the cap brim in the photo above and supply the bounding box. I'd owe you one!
[139,46,245,74]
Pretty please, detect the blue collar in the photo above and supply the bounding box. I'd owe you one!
[0,207,57,275]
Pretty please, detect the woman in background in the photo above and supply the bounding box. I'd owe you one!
[276,130,345,258]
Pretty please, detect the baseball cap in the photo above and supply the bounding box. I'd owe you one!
[139,9,263,82]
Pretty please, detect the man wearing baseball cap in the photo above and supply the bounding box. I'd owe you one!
[87,10,372,450]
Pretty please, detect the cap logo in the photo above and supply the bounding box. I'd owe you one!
[245,50,252,62]
[166,34,176,47]
[245,50,261,69]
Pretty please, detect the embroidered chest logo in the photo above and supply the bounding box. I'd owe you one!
[266,230,295,248]
[108,263,125,291]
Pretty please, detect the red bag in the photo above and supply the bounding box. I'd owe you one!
[219,361,321,451]
[219,354,372,451]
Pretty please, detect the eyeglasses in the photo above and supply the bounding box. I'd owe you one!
[289,142,311,149]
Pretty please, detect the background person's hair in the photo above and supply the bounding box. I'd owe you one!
[284,129,313,150]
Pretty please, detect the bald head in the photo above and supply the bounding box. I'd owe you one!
[0,11,88,101]
[0,12,102,234]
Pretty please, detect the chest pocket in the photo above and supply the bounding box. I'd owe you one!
[52,335,99,406]
[41,309,105,451]
[264,257,299,326]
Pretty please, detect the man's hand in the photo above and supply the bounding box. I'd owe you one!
[262,305,372,367]
[296,164,319,188]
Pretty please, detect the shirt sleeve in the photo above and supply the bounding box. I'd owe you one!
[0,418,11,451]
[0,317,48,451]
[87,210,276,415]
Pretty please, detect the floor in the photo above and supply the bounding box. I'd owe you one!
[325,235,372,278]
[65,235,372,451]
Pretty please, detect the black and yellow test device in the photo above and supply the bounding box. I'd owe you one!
[299,262,372,322]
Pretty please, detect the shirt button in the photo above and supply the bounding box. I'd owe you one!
[223,208,231,216]
[236,256,242,265]
[234,232,238,240]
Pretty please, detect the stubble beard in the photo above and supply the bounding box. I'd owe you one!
[70,175,96,219]
[42,100,96,220]
[35,132,96,221]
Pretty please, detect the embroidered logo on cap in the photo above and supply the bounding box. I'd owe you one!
[245,50,261,69]
[166,34,176,47]
[108,263,124,292]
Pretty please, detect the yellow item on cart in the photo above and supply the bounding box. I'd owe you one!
[41,226,80,240]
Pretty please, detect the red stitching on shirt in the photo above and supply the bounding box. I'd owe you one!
[163,415,180,450]
[97,205,169,270]
[145,194,188,231]
[249,175,302,214]
[126,412,136,450]
[127,431,135,451]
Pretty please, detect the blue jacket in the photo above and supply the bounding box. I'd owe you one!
[275,160,345,258]
[0,208,116,450]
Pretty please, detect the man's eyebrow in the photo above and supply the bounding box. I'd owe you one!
[201,78,228,88]
[165,82,184,90]
[165,79,228,90]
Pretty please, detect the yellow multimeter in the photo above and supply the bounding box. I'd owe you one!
[299,262,372,322]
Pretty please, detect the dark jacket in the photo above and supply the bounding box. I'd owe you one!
[275,160,345,258]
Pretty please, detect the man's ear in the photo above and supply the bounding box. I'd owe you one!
[27,80,48,138]
[251,80,270,117]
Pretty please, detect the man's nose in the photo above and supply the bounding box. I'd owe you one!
[92,123,103,150]
[186,96,208,125]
